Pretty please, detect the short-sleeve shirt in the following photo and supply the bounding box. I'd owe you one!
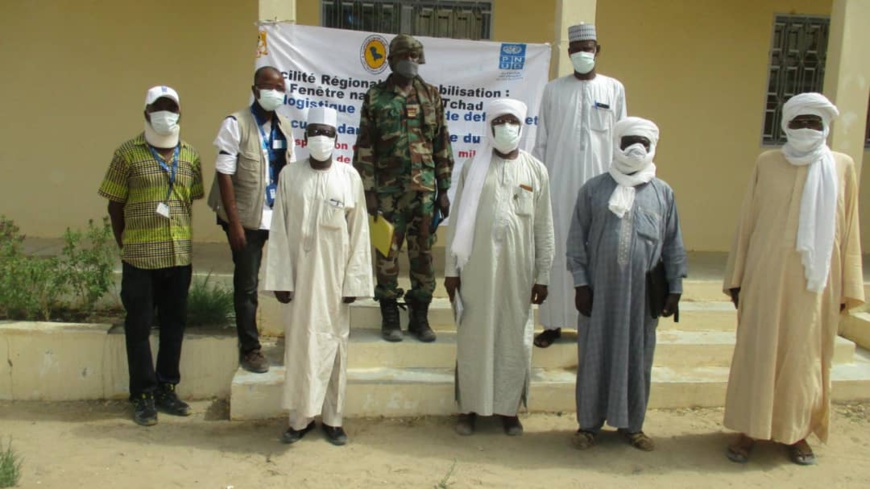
[98,133,204,269]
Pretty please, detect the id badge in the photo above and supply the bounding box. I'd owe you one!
[156,202,170,218]
[406,104,420,118]
[272,139,286,150]
[266,184,277,208]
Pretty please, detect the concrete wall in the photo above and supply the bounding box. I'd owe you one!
[0,0,258,243]
[596,0,833,251]
[2,0,865,253]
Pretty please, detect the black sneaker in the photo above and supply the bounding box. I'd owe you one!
[322,424,348,446]
[281,421,316,444]
[131,393,158,426]
[155,383,191,416]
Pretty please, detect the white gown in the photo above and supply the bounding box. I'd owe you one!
[264,159,373,422]
[445,151,555,415]
[533,73,626,330]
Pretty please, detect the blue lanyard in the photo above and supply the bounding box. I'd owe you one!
[148,145,180,202]
[251,107,281,185]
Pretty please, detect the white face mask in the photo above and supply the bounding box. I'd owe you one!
[492,123,522,154]
[149,111,180,136]
[307,135,335,161]
[257,89,285,111]
[570,51,596,74]
[614,142,655,173]
[784,128,826,153]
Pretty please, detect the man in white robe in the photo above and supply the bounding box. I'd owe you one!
[534,23,627,348]
[445,99,554,436]
[265,107,373,446]
[723,93,864,466]
[567,117,686,451]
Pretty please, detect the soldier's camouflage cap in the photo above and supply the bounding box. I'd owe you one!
[389,34,426,64]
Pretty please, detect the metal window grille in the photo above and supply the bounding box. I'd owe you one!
[762,15,829,146]
[321,0,492,40]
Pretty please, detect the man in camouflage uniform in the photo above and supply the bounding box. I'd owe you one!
[353,34,454,343]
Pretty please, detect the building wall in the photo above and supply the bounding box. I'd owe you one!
[2,0,863,253]
[0,0,259,242]
[596,0,833,251]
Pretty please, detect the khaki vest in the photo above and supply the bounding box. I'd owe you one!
[208,109,293,230]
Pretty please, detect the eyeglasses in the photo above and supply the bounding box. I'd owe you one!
[788,118,823,130]
[308,128,336,137]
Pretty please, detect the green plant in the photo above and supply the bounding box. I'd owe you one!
[0,438,22,488]
[0,216,116,321]
[60,218,115,313]
[186,273,235,328]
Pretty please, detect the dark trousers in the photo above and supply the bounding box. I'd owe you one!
[220,221,269,353]
[120,262,192,397]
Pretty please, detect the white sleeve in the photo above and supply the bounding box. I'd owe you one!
[288,134,297,163]
[214,117,241,175]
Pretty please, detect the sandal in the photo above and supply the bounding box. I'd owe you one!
[618,429,655,451]
[788,439,816,466]
[726,434,755,463]
[534,328,561,348]
[571,429,597,450]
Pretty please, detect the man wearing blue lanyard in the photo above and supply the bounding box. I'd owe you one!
[208,66,296,373]
[99,86,204,426]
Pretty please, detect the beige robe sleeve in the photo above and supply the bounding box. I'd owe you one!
[342,170,374,298]
[839,156,864,310]
[723,160,760,295]
[533,163,555,285]
[264,169,295,293]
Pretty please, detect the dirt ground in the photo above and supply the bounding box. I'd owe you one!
[0,401,867,489]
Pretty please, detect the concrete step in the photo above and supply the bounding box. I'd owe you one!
[229,348,870,420]
[260,298,740,337]
[256,329,856,371]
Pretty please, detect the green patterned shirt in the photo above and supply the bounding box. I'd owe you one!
[98,133,204,269]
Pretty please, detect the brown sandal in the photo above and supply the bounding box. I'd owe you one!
[571,430,597,450]
[534,328,561,348]
[619,429,655,451]
[788,439,816,466]
[726,434,755,463]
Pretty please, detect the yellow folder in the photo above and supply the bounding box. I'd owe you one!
[368,214,395,257]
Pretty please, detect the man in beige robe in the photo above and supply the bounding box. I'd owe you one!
[265,107,373,446]
[445,99,554,436]
[723,93,863,465]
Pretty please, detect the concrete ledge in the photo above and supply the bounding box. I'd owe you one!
[0,321,238,401]
[260,298,740,338]
[230,355,870,420]
[840,312,870,350]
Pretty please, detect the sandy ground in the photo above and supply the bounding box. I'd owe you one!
[0,401,868,489]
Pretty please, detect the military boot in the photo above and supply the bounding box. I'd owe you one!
[380,299,403,342]
[407,298,436,343]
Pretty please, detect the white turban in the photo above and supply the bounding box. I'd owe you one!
[568,23,597,42]
[308,106,338,128]
[781,92,839,293]
[449,98,527,271]
[607,117,660,218]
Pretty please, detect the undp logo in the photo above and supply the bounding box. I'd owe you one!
[360,35,389,75]
[499,43,527,70]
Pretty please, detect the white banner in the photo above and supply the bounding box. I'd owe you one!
[256,23,551,200]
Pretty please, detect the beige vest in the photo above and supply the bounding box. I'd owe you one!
[208,109,293,230]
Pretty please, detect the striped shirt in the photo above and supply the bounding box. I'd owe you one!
[99,133,204,269]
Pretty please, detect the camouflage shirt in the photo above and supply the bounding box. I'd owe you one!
[353,75,454,195]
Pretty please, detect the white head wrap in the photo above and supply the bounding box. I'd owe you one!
[781,92,839,292]
[568,23,597,42]
[308,106,338,128]
[607,117,659,218]
[449,99,527,271]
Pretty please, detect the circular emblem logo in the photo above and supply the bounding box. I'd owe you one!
[360,35,389,75]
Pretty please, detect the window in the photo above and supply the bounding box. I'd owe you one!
[762,15,830,146]
[321,0,492,40]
